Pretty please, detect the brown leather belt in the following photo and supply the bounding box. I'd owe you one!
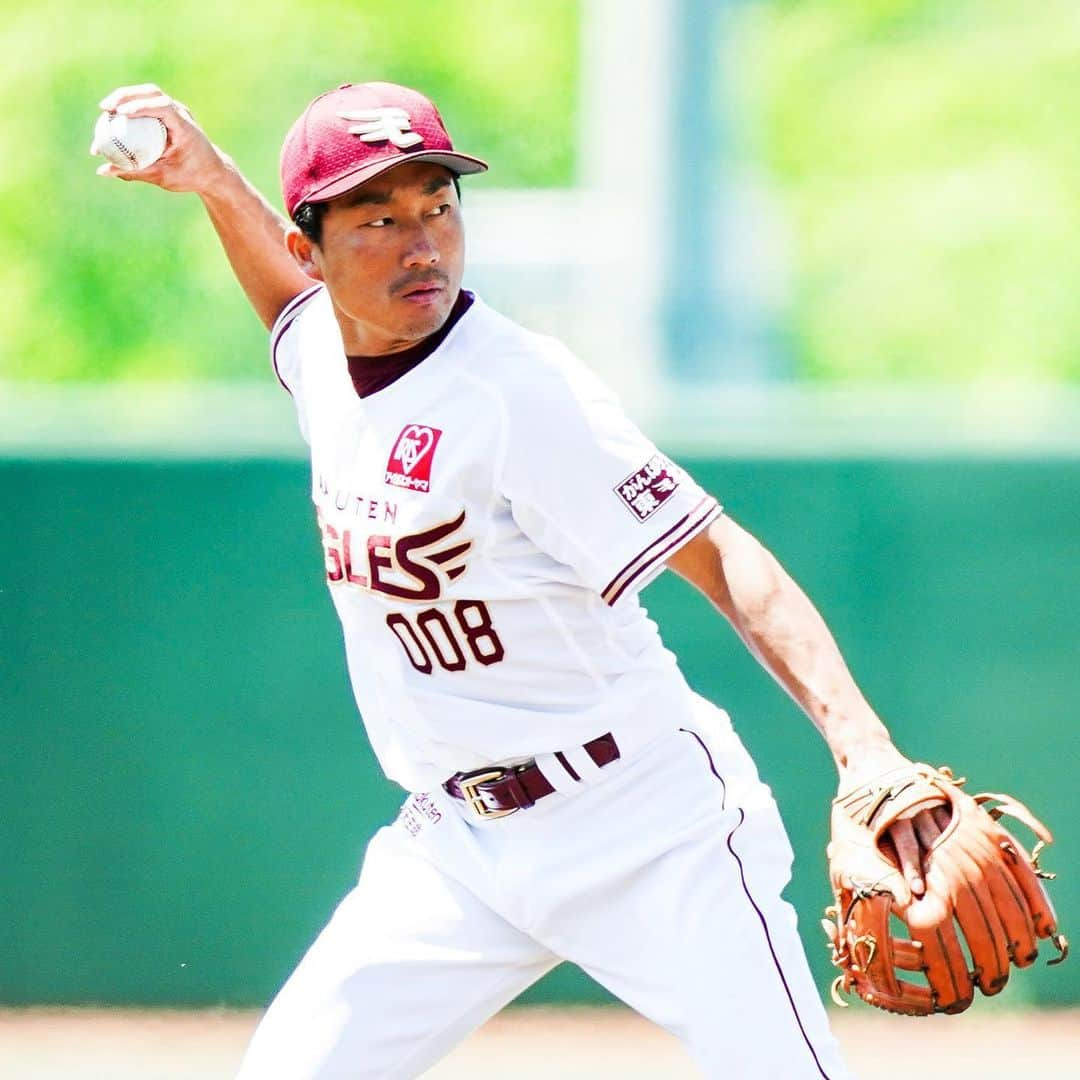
[443,733,620,819]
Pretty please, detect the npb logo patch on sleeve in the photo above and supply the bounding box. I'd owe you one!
[386,424,443,493]
[614,454,681,521]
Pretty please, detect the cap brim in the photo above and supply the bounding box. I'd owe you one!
[303,151,489,207]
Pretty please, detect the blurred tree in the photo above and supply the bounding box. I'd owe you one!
[6,0,1080,384]
[743,0,1080,381]
[0,0,578,380]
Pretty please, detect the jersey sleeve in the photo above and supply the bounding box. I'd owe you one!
[497,344,722,605]
[268,285,322,443]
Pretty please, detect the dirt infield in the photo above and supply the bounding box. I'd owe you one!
[1,1004,1076,1078]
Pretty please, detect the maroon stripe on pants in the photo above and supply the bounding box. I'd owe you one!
[680,729,834,1080]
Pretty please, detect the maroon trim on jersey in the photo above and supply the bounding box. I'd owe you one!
[275,283,323,334]
[270,284,323,395]
[601,497,721,606]
[347,290,474,399]
[680,728,835,1079]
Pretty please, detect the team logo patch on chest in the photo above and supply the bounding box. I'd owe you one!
[386,424,443,493]
[614,453,681,521]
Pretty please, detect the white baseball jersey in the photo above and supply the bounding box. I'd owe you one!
[271,286,722,792]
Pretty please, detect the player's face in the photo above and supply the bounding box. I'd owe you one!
[293,162,465,356]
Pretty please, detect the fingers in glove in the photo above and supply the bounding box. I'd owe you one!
[908,894,975,1013]
[932,806,952,832]
[888,818,926,896]
[987,860,1039,967]
[963,823,1040,966]
[914,808,944,851]
[996,825,1060,940]
[934,843,1011,995]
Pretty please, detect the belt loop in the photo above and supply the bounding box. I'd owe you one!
[533,752,581,794]
[562,744,606,782]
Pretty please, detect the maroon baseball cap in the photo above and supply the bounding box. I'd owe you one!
[280,82,488,217]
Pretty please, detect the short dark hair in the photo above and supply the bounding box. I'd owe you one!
[293,174,462,245]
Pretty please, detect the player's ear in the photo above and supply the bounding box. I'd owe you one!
[287,226,324,281]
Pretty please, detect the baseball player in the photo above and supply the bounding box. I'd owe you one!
[92,81,984,1078]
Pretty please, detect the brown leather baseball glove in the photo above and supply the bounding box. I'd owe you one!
[823,763,1067,1015]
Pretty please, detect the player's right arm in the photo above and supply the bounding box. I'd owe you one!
[666,514,947,895]
[95,85,313,331]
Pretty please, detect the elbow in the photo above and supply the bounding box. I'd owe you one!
[709,516,784,626]
[667,512,780,625]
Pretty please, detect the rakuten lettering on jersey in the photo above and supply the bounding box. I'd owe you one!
[614,454,681,522]
[385,424,443,493]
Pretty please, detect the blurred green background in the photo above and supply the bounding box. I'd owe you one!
[2,0,1078,1015]
[4,0,1080,381]
[0,0,578,380]
[747,0,1080,381]
[2,457,1077,1006]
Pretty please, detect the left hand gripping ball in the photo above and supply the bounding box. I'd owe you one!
[93,112,167,171]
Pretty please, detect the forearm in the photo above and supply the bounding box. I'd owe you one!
[676,518,897,774]
[199,155,314,330]
[731,546,889,764]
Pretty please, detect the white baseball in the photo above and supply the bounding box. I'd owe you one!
[93,112,168,171]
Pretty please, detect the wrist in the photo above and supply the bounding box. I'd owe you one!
[195,150,244,203]
[834,731,908,786]
[825,705,900,772]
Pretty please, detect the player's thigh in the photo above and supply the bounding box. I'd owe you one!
[236,823,557,1080]
[556,728,853,1079]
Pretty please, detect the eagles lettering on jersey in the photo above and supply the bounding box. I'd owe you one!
[317,505,472,600]
[270,287,722,790]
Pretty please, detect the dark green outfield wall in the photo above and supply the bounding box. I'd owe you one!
[2,457,1077,1007]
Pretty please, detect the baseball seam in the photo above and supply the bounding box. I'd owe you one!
[110,135,138,168]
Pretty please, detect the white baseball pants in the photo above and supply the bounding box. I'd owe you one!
[236,704,853,1079]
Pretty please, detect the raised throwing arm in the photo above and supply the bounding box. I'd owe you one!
[95,84,313,330]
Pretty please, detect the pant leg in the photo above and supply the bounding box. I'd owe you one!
[237,820,558,1080]
[526,718,854,1080]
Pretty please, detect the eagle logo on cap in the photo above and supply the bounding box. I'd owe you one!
[338,108,423,149]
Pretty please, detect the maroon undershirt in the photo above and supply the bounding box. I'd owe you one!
[346,289,474,399]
